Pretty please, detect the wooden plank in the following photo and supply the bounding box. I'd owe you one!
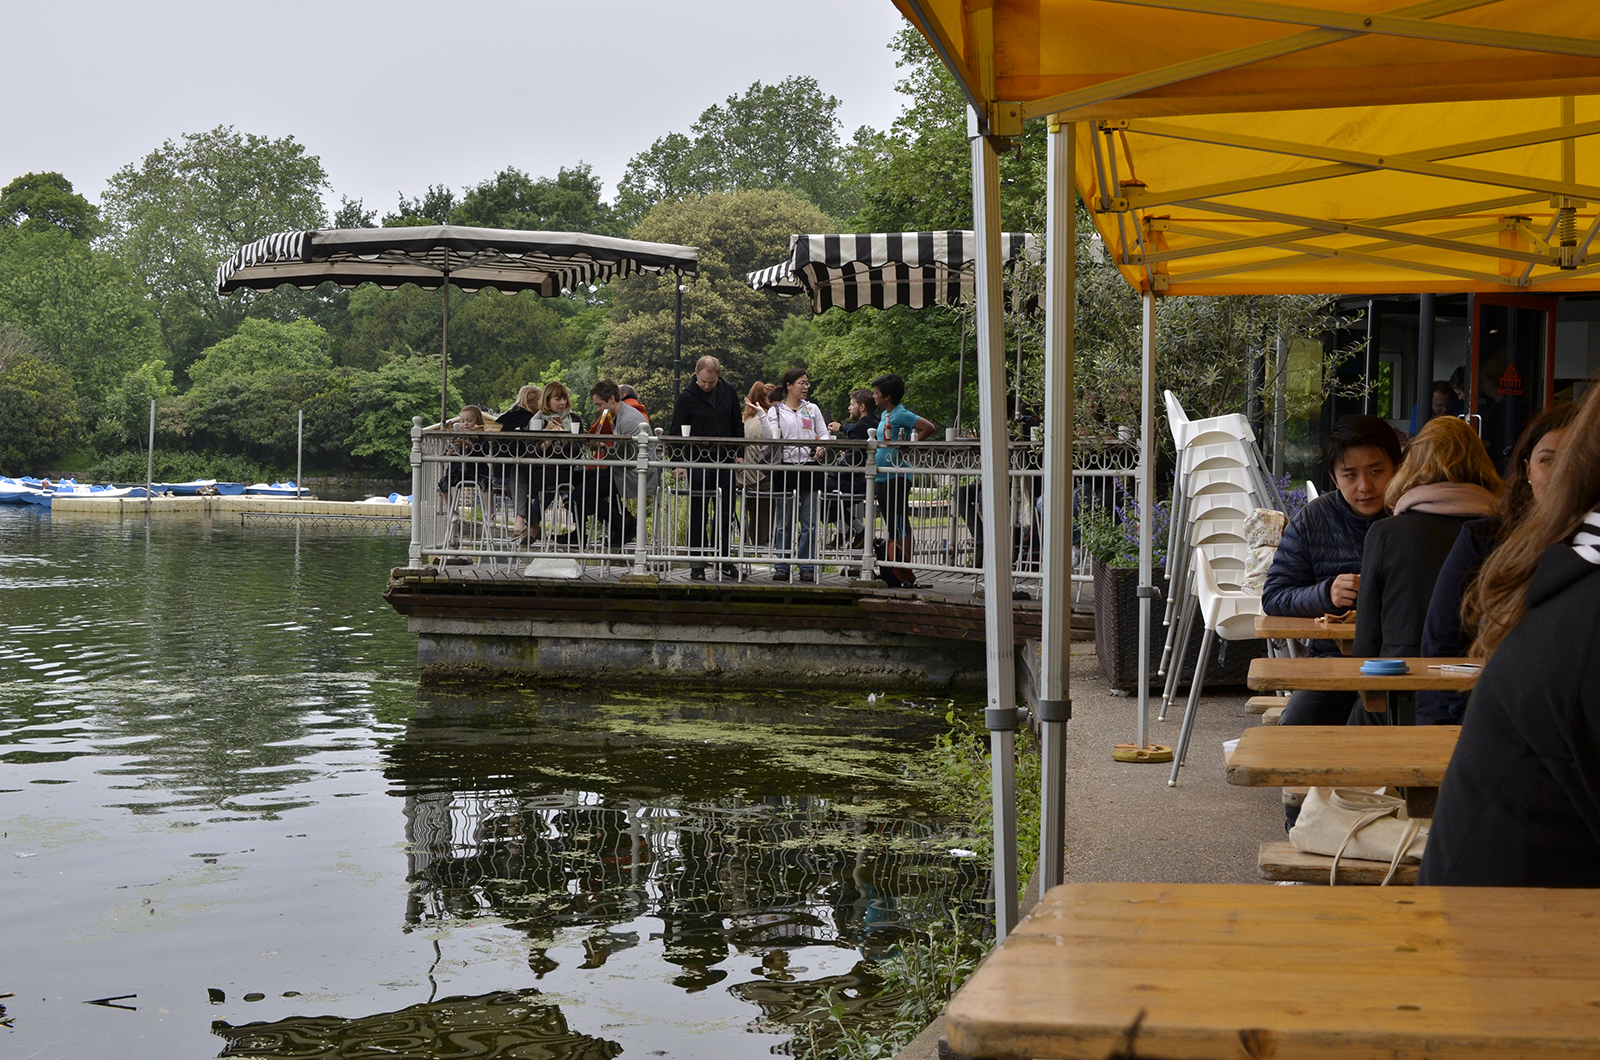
[944,883,1600,1060]
[1249,656,1480,694]
[1261,705,1284,724]
[1254,614,1357,640]
[1257,841,1417,885]
[1247,695,1285,714]
[1226,724,1459,788]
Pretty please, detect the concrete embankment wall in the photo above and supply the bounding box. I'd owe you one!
[386,569,1006,691]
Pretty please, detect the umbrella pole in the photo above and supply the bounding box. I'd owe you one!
[440,264,452,426]
[954,323,967,432]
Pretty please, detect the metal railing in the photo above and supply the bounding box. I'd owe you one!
[407,418,1139,588]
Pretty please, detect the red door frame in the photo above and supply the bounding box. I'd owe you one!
[1468,293,1558,421]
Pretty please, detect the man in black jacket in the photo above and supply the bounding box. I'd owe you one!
[670,356,743,581]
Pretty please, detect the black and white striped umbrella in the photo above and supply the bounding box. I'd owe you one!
[218,226,698,295]
[218,227,698,425]
[748,231,1035,312]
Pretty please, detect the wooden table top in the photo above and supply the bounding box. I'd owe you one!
[945,883,1600,1060]
[1253,614,1357,640]
[1225,724,1460,788]
[1248,656,1480,693]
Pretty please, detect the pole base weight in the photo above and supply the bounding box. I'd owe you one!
[1112,743,1174,764]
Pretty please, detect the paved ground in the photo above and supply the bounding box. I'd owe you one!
[1060,639,1285,885]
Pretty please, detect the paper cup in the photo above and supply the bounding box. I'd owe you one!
[680,425,691,437]
[569,421,580,434]
[945,428,957,442]
[531,416,545,430]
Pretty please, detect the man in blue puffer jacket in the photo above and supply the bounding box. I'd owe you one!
[1264,416,1402,721]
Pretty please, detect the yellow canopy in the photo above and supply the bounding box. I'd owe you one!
[893,1,1600,293]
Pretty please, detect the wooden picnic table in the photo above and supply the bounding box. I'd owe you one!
[1253,613,1356,640]
[944,882,1600,1060]
[1248,655,1478,714]
[1226,724,1460,789]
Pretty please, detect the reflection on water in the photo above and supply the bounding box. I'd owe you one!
[0,507,988,1059]
[214,989,622,1059]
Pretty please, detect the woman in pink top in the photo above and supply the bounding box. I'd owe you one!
[763,368,831,582]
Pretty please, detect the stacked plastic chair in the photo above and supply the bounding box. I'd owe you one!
[1166,547,1265,785]
[1154,392,1283,785]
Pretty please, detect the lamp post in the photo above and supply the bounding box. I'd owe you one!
[673,282,686,395]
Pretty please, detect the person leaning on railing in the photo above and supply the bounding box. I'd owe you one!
[872,373,934,588]
[765,367,831,583]
[582,379,649,550]
[825,389,878,554]
[670,356,744,582]
[740,381,776,549]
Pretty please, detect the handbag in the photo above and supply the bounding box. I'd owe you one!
[1288,787,1428,885]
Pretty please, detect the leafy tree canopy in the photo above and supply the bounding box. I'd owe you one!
[604,188,832,414]
[100,126,330,371]
[0,172,99,241]
[333,196,377,228]
[0,325,81,473]
[187,317,331,388]
[0,227,165,422]
[616,77,858,226]
[383,185,455,227]
[346,353,460,473]
[452,164,621,235]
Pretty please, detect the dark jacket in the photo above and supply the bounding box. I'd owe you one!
[1262,490,1382,657]
[1353,511,1479,658]
[670,377,741,461]
[497,405,536,432]
[1416,517,1501,724]
[1419,535,1600,887]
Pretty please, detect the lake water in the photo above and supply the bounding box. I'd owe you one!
[0,505,989,1059]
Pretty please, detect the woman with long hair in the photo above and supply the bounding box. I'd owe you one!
[763,368,831,582]
[740,382,776,549]
[1419,386,1600,886]
[1352,416,1501,669]
[497,385,543,539]
[1416,402,1580,722]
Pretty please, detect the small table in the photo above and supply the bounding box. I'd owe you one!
[944,883,1600,1060]
[1253,614,1356,656]
[1248,656,1478,714]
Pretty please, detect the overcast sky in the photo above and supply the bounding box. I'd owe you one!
[1,0,910,216]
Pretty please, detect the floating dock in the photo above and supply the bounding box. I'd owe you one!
[48,496,411,518]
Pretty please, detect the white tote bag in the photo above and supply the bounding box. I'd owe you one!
[1289,787,1428,885]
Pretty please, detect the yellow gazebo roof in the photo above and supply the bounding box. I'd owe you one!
[892,1,1600,293]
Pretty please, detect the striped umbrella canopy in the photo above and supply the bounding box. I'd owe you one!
[217,226,699,424]
[217,226,698,295]
[748,231,1035,312]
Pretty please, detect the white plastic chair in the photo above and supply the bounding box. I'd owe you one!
[1168,547,1263,785]
[1306,479,1320,501]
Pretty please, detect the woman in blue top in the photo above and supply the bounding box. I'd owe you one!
[872,374,934,584]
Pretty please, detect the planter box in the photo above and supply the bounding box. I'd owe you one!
[1092,561,1263,692]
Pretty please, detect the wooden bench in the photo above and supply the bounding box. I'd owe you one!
[1260,705,1284,724]
[1246,694,1284,713]
[1258,840,1418,885]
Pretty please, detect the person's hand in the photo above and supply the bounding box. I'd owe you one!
[827,421,841,432]
[1329,573,1360,610]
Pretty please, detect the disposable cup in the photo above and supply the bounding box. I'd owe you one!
[569,421,580,434]
[680,425,691,437]
[945,428,957,442]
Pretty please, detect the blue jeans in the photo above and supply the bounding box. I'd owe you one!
[774,465,821,575]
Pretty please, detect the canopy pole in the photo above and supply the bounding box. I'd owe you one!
[1417,295,1437,430]
[971,105,1019,941]
[1273,335,1290,478]
[1037,119,1074,895]
[441,262,452,427]
[1136,291,1156,751]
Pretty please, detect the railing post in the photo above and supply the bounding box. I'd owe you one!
[633,425,650,575]
[861,431,878,581]
[409,416,424,566]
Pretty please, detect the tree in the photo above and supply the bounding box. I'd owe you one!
[382,185,455,227]
[0,325,81,472]
[452,164,621,235]
[0,172,99,241]
[0,228,165,423]
[333,196,377,228]
[603,189,832,414]
[346,353,459,473]
[616,78,858,225]
[100,126,330,373]
[97,359,175,452]
[187,318,332,387]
